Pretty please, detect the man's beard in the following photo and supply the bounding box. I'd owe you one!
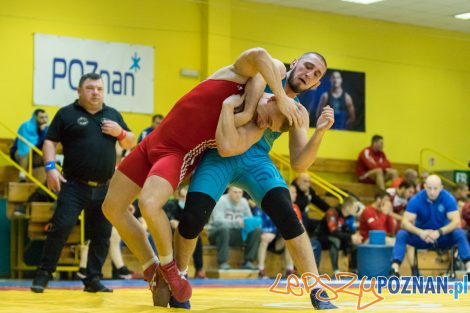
[287,68,307,94]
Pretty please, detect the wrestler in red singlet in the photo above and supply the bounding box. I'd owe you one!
[118,79,245,190]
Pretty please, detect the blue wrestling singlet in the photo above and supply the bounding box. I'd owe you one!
[188,129,287,205]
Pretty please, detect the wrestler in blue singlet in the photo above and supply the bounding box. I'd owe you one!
[188,129,285,205]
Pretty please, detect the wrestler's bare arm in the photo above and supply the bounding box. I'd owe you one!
[232,49,300,127]
[216,95,264,157]
[233,73,266,127]
[288,106,334,172]
[210,48,301,127]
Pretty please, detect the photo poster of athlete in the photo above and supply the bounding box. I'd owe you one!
[294,67,366,132]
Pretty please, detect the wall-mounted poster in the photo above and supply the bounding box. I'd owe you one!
[296,69,365,132]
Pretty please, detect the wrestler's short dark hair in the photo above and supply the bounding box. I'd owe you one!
[280,118,293,133]
[300,51,327,69]
[79,72,102,88]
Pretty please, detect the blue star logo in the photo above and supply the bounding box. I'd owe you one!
[130,52,141,72]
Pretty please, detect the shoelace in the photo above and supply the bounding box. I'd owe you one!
[160,266,187,290]
[148,270,160,291]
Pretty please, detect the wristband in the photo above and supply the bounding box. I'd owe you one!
[438,228,444,236]
[45,161,56,172]
[117,129,127,141]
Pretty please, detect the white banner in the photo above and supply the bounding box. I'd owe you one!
[34,33,154,113]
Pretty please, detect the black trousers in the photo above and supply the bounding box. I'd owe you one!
[38,180,112,278]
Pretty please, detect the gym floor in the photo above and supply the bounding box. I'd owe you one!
[0,278,468,312]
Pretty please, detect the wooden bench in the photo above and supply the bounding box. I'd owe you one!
[310,157,418,177]
[309,157,418,203]
[6,182,38,217]
[204,246,258,279]
[105,243,454,280]
[9,200,82,277]
[27,201,80,242]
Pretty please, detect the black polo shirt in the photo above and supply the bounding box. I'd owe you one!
[46,100,130,182]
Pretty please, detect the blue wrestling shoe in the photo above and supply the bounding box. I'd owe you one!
[310,288,338,310]
[169,296,191,309]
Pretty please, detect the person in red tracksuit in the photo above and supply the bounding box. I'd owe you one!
[356,134,398,190]
[387,181,416,226]
[359,190,396,245]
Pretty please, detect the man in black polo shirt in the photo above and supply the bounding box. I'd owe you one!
[31,73,135,293]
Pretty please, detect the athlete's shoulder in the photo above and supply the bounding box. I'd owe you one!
[208,65,248,84]
[298,104,309,123]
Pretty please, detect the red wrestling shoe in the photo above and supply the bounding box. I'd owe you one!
[158,259,192,302]
[144,263,171,307]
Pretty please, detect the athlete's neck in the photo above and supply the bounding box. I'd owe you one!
[284,84,298,99]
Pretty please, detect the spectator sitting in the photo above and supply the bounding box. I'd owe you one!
[291,173,330,237]
[461,200,470,242]
[317,196,362,275]
[389,175,470,277]
[356,134,398,190]
[452,183,469,211]
[417,171,429,191]
[390,168,418,189]
[359,191,396,244]
[163,185,206,278]
[137,114,164,143]
[208,186,261,270]
[387,181,416,223]
[10,109,49,182]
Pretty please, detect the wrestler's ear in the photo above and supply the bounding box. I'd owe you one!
[289,59,298,70]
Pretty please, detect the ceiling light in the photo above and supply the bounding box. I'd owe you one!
[341,0,384,4]
[455,12,470,20]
